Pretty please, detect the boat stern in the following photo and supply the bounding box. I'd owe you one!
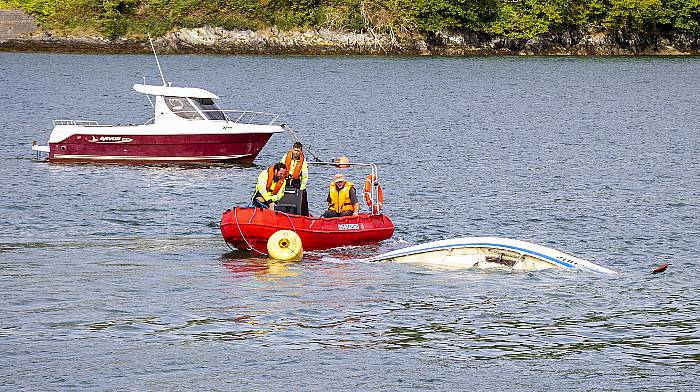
[31,139,50,160]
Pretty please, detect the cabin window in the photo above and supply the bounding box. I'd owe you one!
[192,98,227,121]
[165,96,203,120]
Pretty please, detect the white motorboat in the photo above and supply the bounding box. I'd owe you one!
[32,39,283,164]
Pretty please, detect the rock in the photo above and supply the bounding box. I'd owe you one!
[0,9,37,42]
[1,23,698,55]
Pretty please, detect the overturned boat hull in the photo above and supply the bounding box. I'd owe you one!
[220,207,394,253]
[366,237,616,273]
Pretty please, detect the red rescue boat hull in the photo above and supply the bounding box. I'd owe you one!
[220,207,394,252]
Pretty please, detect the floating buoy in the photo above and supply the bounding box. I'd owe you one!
[335,156,350,169]
[652,263,669,274]
[267,230,303,261]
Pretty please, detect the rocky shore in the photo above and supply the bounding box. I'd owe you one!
[1,25,699,56]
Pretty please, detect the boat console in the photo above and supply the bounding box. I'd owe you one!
[277,188,305,215]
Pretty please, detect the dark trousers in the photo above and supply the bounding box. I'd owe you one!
[321,210,354,218]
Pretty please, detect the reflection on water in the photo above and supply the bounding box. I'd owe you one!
[221,252,300,280]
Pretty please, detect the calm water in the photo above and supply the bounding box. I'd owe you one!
[1,53,699,390]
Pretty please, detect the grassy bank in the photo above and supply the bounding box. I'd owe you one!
[2,0,699,41]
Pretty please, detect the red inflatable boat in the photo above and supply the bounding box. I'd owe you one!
[220,207,395,253]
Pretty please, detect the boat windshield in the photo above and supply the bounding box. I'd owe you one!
[165,96,203,120]
[192,98,227,121]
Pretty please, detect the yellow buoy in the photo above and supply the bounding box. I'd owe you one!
[267,230,303,261]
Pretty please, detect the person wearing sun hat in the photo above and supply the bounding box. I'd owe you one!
[321,173,359,218]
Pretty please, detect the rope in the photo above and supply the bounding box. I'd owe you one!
[277,209,298,234]
[281,124,323,162]
[222,216,236,252]
[233,206,267,256]
[230,206,301,256]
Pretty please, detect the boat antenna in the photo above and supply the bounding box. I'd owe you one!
[148,33,167,86]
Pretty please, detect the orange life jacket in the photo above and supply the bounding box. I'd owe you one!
[266,166,284,195]
[284,151,305,180]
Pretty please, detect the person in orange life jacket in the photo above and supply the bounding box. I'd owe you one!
[280,142,309,215]
[321,173,359,218]
[251,162,288,210]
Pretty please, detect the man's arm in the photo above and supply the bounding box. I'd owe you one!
[350,187,359,215]
[300,160,309,190]
[271,181,286,202]
[256,171,274,202]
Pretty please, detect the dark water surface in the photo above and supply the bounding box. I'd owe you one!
[1,53,699,390]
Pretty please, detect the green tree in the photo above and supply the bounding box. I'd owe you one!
[486,0,561,39]
[2,0,700,40]
[552,0,600,27]
[102,1,139,39]
[0,0,57,16]
[605,0,668,32]
[665,0,700,34]
[393,0,499,31]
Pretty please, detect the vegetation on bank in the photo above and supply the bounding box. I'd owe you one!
[2,0,699,40]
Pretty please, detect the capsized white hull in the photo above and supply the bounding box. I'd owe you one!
[365,236,616,274]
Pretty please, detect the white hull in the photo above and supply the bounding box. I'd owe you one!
[366,236,616,274]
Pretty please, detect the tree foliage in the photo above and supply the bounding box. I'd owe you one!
[1,0,699,39]
[0,0,56,16]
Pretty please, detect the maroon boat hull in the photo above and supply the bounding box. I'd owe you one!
[48,132,273,164]
[220,207,395,253]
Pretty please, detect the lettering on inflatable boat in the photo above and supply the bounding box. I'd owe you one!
[88,136,134,144]
[338,223,361,231]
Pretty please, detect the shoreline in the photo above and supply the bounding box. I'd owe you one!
[1,27,699,56]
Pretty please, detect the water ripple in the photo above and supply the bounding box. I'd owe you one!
[1,53,699,390]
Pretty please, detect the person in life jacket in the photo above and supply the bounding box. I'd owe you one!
[281,142,308,190]
[251,162,288,211]
[278,142,309,215]
[321,173,359,218]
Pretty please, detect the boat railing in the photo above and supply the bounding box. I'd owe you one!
[222,110,279,126]
[166,110,279,125]
[308,161,382,216]
[53,119,100,126]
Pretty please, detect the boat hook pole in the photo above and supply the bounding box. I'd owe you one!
[281,124,323,162]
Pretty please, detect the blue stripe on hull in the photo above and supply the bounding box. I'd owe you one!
[381,242,576,269]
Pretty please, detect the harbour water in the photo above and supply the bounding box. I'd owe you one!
[1,53,699,390]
